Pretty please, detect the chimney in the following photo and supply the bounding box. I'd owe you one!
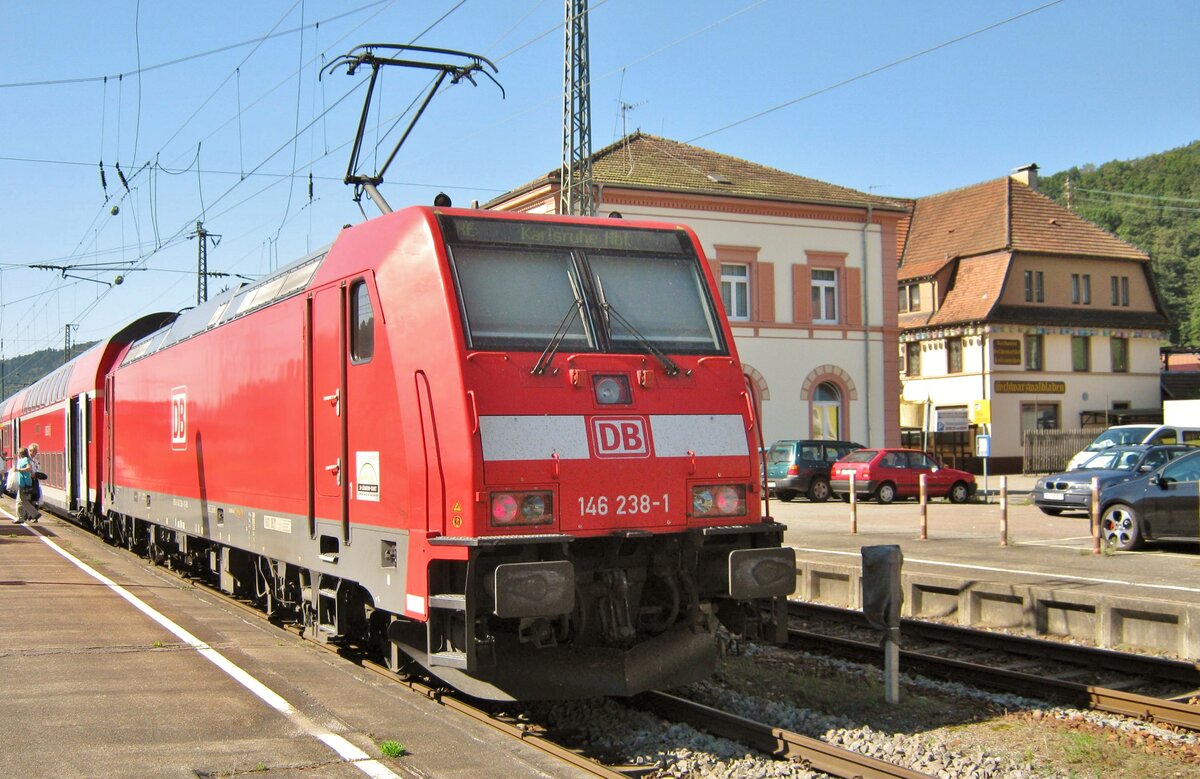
[1011,163,1039,191]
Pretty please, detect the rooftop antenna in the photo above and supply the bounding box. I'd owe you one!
[322,44,503,216]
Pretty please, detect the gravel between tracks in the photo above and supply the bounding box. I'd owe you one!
[522,641,1200,778]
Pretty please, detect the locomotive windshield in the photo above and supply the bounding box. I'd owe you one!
[443,215,726,355]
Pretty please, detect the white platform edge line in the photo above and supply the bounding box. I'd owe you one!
[5,509,400,779]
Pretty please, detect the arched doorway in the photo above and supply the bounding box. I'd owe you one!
[801,366,857,442]
[812,382,841,440]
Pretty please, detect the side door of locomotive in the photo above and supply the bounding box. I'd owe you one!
[309,284,348,540]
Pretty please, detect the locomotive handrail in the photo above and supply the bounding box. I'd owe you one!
[740,391,756,432]
[466,390,479,435]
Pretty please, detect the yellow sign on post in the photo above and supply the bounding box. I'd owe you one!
[970,399,991,425]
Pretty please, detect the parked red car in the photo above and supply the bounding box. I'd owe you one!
[829,448,976,504]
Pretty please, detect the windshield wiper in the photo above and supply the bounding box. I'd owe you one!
[594,277,681,377]
[531,274,586,375]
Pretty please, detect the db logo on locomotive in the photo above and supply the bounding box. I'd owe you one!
[590,416,651,458]
[170,388,188,450]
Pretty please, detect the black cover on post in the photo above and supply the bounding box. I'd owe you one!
[861,544,903,630]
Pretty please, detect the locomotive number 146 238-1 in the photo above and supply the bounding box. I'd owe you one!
[578,493,669,516]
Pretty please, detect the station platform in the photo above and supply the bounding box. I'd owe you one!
[767,475,1200,661]
[0,506,592,779]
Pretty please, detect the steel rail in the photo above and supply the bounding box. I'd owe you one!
[787,612,1200,732]
[793,601,1200,685]
[635,690,934,779]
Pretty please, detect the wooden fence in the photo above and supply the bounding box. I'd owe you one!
[1022,429,1103,473]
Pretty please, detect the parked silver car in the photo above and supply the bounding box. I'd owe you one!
[1032,444,1193,515]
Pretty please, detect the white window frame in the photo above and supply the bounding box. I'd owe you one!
[811,268,838,324]
[720,264,750,321]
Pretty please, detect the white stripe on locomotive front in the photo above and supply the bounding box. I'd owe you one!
[478,414,748,461]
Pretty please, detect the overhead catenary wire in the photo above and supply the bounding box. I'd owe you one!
[4,0,1079,365]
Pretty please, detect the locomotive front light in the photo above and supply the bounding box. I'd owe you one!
[490,490,554,527]
[690,484,748,518]
[520,493,547,521]
[592,374,632,405]
[492,494,519,524]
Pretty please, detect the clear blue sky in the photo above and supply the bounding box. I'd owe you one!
[0,0,1196,369]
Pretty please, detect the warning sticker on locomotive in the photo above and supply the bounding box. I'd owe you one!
[264,515,292,533]
[356,451,380,502]
[170,387,187,451]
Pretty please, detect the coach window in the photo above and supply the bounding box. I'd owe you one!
[350,280,374,363]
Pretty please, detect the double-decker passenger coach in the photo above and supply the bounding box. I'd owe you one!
[3,206,795,700]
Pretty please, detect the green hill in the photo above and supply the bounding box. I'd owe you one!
[0,342,99,401]
[1040,141,1200,345]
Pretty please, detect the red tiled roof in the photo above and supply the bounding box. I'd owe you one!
[899,178,1149,281]
[925,252,1012,325]
[487,132,906,212]
[1009,183,1148,261]
[899,179,1009,280]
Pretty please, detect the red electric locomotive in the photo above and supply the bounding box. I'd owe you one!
[4,206,795,700]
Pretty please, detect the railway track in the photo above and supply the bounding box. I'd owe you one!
[632,691,933,779]
[169,541,940,778]
[788,601,1200,732]
[30,511,942,779]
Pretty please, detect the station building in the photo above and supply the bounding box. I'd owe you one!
[897,165,1171,473]
[487,132,908,448]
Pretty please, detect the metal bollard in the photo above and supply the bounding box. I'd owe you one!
[849,473,858,534]
[999,475,1008,547]
[918,473,928,541]
[1091,476,1101,555]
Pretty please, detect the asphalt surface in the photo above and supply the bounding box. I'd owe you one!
[767,473,1200,609]
[0,507,595,779]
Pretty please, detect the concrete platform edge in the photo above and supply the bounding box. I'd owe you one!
[793,560,1200,660]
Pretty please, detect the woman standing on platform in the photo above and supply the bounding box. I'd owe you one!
[14,446,40,524]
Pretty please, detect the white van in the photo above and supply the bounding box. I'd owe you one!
[1066,424,1200,470]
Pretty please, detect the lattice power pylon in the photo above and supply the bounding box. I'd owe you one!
[560,0,596,216]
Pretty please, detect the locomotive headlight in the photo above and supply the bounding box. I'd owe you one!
[490,490,554,527]
[492,494,519,524]
[592,374,631,405]
[690,484,748,518]
[520,493,547,521]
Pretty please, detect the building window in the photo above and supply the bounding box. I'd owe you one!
[1111,275,1130,307]
[947,337,963,374]
[811,268,838,324]
[1072,335,1090,372]
[720,264,749,321]
[1111,337,1129,373]
[1024,270,1044,303]
[1021,402,1060,439]
[905,284,920,313]
[1072,274,1091,304]
[1024,334,1043,371]
[904,342,921,376]
[811,382,841,439]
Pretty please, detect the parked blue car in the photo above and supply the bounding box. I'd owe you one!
[1097,449,1200,550]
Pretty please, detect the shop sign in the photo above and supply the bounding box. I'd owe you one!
[993,339,1022,365]
[936,407,969,432]
[994,380,1066,394]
